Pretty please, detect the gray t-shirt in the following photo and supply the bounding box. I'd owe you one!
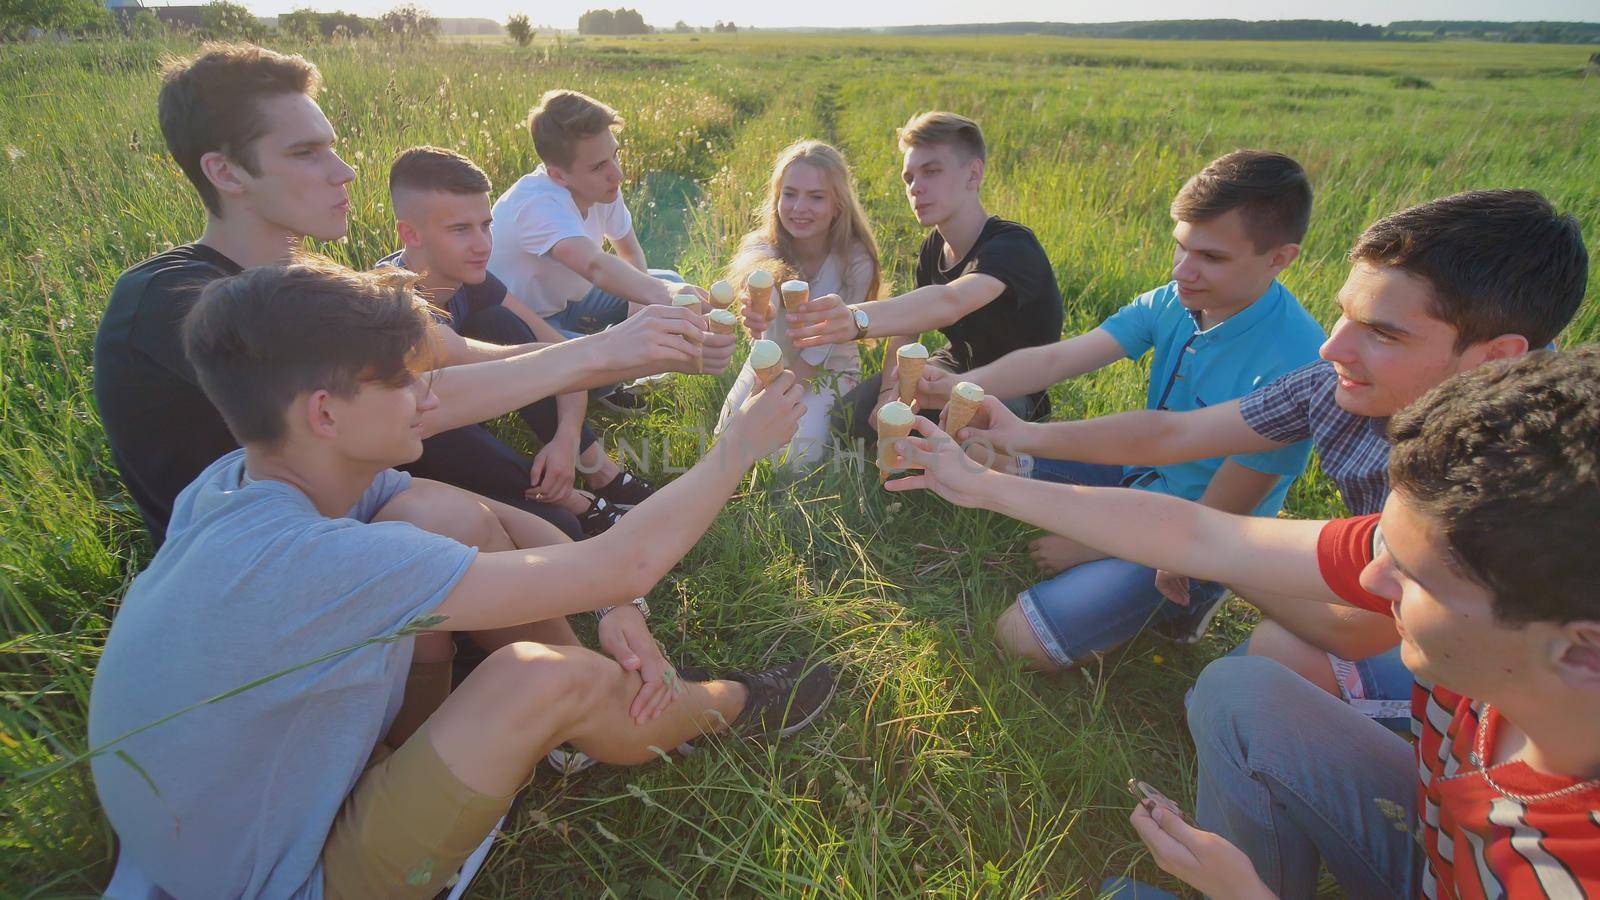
[89,449,477,899]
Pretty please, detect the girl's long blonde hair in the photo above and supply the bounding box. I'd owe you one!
[725,139,882,303]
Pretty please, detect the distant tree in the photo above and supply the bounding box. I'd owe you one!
[381,2,438,39]
[578,8,613,34]
[577,7,648,34]
[672,19,690,33]
[200,0,264,39]
[279,6,320,39]
[1,0,112,38]
[506,12,532,45]
[124,8,163,37]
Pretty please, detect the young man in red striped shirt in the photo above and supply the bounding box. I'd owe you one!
[891,346,1600,898]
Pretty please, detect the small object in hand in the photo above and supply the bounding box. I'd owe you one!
[749,338,785,388]
[1127,778,1195,824]
[780,279,809,313]
[746,268,774,319]
[876,400,916,479]
[895,342,929,405]
[944,380,985,435]
[707,308,738,335]
[671,293,702,310]
[708,279,736,308]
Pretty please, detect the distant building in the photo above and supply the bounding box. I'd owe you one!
[106,0,207,29]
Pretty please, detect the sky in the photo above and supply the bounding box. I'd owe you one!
[235,0,1600,28]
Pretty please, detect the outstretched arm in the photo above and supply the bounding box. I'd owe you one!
[548,234,696,307]
[922,328,1126,407]
[429,373,809,632]
[961,395,1284,468]
[888,419,1338,604]
[786,273,1006,347]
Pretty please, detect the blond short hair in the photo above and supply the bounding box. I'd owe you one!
[896,111,985,162]
[526,89,622,169]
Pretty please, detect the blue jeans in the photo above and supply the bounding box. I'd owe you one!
[543,268,682,339]
[1188,656,1422,898]
[1015,458,1226,666]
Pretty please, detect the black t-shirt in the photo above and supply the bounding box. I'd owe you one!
[93,243,243,544]
[915,217,1063,418]
[374,249,507,331]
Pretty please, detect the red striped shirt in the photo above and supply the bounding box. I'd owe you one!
[1318,515,1600,899]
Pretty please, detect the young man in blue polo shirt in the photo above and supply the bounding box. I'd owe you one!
[922,150,1325,671]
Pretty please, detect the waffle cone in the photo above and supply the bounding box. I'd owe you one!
[753,361,785,389]
[876,416,915,476]
[748,284,773,319]
[943,393,981,436]
[896,356,928,405]
[781,286,808,313]
[709,319,736,336]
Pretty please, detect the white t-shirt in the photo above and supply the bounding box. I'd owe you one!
[488,165,635,317]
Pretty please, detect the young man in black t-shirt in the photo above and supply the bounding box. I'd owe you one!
[93,45,712,545]
[789,111,1064,441]
[376,147,659,536]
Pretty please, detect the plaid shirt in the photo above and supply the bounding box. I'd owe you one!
[1238,360,1390,516]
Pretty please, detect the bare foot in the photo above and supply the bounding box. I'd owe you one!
[1029,534,1108,577]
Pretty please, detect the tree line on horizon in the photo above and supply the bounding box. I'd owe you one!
[2,0,1597,45]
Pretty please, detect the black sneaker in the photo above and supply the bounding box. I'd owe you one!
[726,660,836,738]
[591,470,657,510]
[1153,589,1231,645]
[596,385,649,415]
[576,495,624,537]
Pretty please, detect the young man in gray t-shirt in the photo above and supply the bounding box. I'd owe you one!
[88,261,834,898]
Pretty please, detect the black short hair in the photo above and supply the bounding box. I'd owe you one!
[1351,190,1587,351]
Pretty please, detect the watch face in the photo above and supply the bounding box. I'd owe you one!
[853,309,869,329]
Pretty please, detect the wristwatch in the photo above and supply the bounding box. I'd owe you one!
[849,305,870,341]
[596,597,650,620]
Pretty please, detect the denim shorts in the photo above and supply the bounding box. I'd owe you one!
[1013,457,1225,666]
[1329,646,1414,729]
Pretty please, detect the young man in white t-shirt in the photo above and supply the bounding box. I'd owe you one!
[488,90,707,350]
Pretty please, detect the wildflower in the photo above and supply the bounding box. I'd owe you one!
[5,145,22,162]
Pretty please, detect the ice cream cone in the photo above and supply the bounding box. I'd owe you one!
[708,279,735,309]
[749,339,784,389]
[944,381,985,436]
[780,279,809,313]
[707,308,738,335]
[896,342,929,405]
[876,401,916,479]
[746,269,774,319]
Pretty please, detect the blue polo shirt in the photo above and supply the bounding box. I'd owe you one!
[1098,280,1325,516]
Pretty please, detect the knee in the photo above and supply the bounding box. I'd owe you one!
[382,481,511,549]
[994,602,1060,671]
[1187,655,1296,748]
[476,642,615,721]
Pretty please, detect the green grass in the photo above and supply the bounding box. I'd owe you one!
[2,34,1597,897]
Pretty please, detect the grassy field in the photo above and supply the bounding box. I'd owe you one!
[2,33,1597,897]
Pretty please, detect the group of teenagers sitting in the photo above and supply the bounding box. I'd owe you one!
[83,42,1596,899]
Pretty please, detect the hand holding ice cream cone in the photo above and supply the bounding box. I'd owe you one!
[896,342,929,405]
[708,279,736,309]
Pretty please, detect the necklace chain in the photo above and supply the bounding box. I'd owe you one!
[1472,704,1600,805]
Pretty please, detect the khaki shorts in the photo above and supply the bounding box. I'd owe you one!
[322,726,515,898]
